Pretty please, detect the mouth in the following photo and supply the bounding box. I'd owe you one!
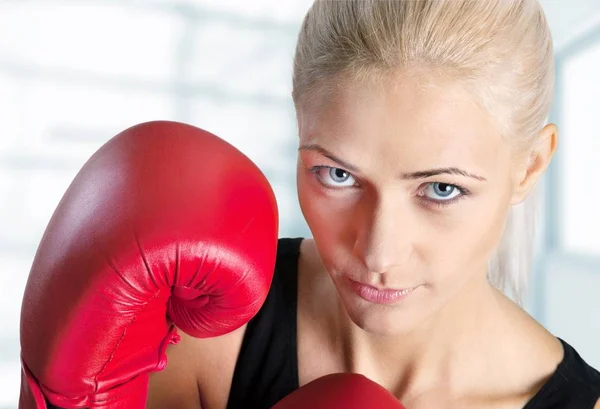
[346,278,419,305]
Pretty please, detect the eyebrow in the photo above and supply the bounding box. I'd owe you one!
[401,168,487,181]
[298,143,361,172]
[298,143,487,182]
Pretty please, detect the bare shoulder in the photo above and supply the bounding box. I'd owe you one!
[147,324,247,409]
[594,398,600,409]
[497,291,564,364]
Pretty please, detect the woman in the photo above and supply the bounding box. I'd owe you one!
[148,0,600,408]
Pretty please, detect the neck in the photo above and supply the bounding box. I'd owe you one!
[334,272,509,401]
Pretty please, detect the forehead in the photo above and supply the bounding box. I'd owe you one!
[297,71,507,172]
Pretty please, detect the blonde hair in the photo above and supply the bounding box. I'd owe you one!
[292,0,555,304]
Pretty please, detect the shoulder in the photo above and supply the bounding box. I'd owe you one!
[550,339,600,406]
[148,324,247,409]
[558,339,600,384]
[147,238,305,409]
[195,325,249,408]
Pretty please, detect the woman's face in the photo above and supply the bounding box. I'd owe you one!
[296,71,527,335]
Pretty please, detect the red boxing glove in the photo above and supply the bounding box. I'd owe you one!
[19,121,278,409]
[272,373,406,409]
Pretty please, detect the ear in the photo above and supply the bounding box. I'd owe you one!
[511,123,558,205]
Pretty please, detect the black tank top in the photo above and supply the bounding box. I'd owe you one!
[226,238,600,409]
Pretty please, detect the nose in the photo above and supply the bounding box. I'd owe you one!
[353,193,413,275]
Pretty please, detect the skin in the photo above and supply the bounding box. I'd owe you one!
[147,68,600,408]
[293,68,561,408]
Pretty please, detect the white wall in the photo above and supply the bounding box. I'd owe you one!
[0,1,599,408]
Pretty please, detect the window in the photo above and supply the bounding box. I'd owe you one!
[560,39,600,256]
[0,2,307,407]
[538,25,600,369]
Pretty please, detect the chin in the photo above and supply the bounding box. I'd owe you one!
[342,299,420,336]
[336,280,425,336]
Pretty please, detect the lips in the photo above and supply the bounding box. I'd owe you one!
[347,278,417,305]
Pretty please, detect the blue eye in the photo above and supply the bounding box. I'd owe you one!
[424,182,462,201]
[312,166,357,188]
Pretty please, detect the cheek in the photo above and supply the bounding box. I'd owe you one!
[467,182,513,259]
[296,165,359,262]
[426,188,512,278]
[298,171,351,236]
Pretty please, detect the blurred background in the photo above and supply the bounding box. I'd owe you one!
[0,0,598,407]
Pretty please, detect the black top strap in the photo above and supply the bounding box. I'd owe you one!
[226,237,302,409]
